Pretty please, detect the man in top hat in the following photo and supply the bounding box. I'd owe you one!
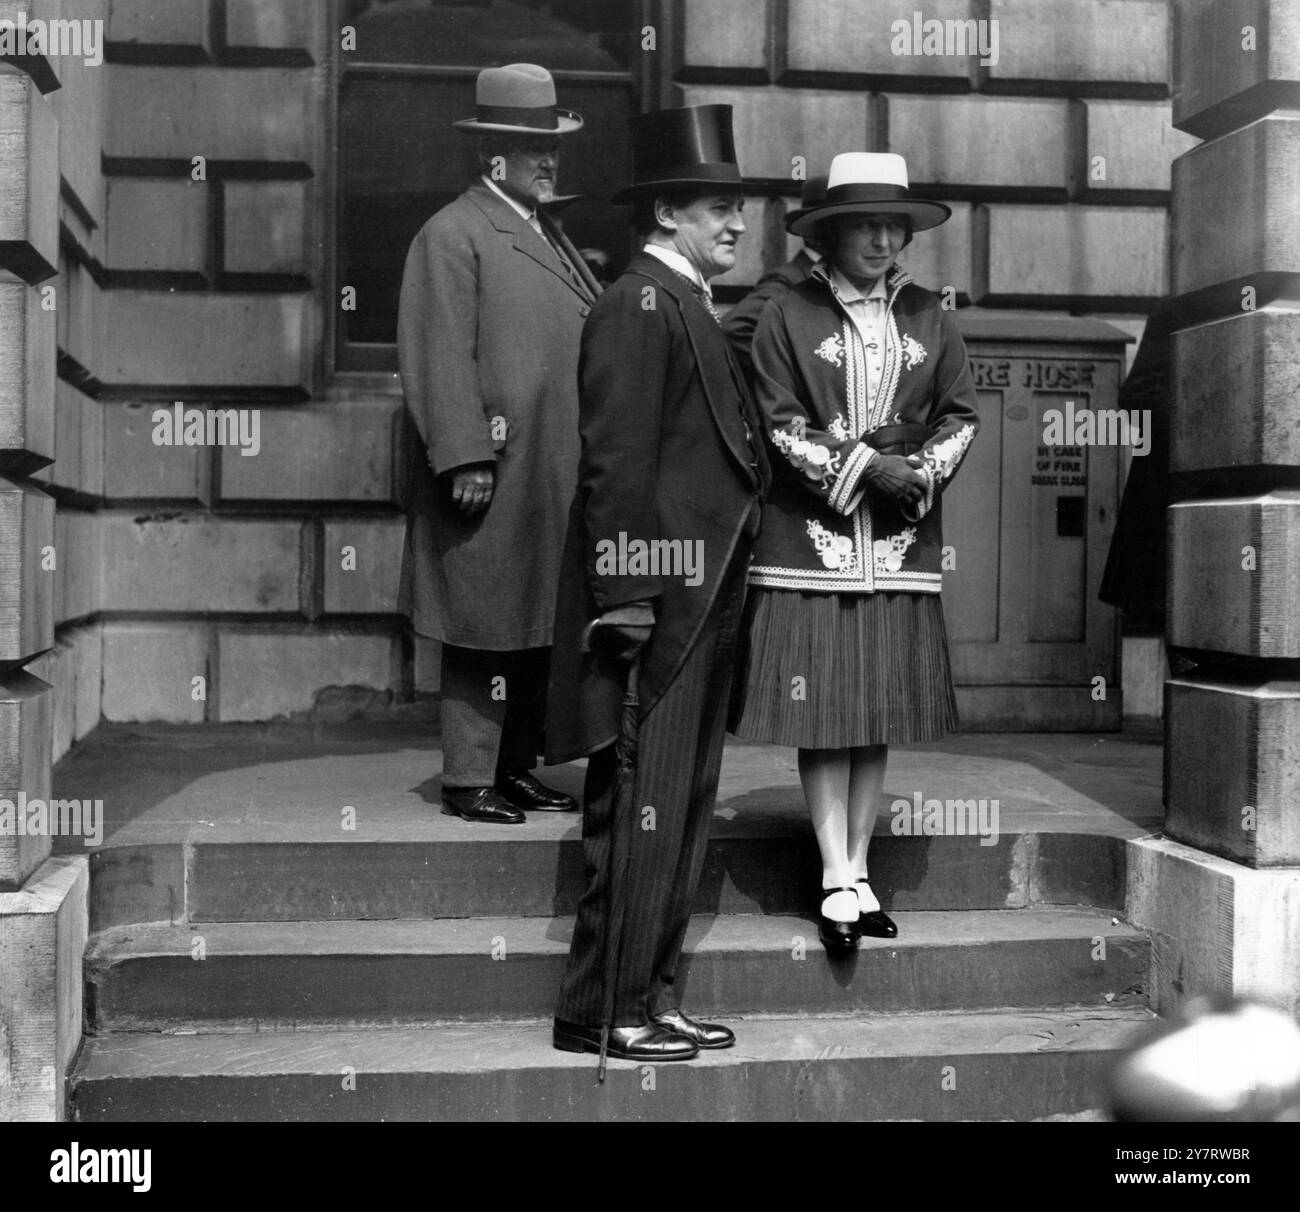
[722,173,829,382]
[397,64,601,825]
[546,104,771,1063]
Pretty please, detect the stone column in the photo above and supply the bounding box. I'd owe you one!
[1128,0,1300,1016]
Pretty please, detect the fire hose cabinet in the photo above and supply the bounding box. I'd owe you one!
[943,316,1134,730]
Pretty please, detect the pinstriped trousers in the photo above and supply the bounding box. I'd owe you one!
[555,553,749,1027]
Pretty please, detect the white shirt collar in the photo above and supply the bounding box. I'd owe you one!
[829,264,890,305]
[642,243,711,296]
[482,175,536,225]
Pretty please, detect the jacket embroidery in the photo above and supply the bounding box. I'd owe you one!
[901,334,927,370]
[808,518,859,573]
[827,413,850,441]
[873,526,918,574]
[814,333,845,367]
[922,422,976,483]
[773,425,843,487]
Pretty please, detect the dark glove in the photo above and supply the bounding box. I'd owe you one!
[863,452,927,509]
[581,601,655,662]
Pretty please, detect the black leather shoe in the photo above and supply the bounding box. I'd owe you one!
[855,879,898,938]
[496,769,578,812]
[651,1008,735,1049]
[441,786,525,824]
[552,1018,699,1061]
[818,886,862,954]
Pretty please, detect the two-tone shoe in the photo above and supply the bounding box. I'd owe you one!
[855,878,898,938]
[651,1008,735,1049]
[818,886,862,954]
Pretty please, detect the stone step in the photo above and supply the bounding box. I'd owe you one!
[69,1008,1154,1122]
[94,829,1125,927]
[86,909,1148,1031]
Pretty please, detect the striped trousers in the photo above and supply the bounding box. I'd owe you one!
[555,555,749,1026]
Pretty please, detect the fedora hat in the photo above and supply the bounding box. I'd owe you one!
[786,152,949,236]
[612,105,743,203]
[453,63,583,136]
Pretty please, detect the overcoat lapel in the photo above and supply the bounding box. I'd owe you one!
[466,182,597,305]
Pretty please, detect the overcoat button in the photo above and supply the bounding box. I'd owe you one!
[579,305,591,317]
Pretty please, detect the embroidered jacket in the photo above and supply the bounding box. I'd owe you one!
[748,262,979,593]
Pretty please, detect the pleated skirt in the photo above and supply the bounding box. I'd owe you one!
[728,588,958,748]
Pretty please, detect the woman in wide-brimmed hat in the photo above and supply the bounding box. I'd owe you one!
[728,152,980,954]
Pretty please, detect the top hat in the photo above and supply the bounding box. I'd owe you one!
[453,63,583,136]
[612,105,743,204]
[786,153,949,236]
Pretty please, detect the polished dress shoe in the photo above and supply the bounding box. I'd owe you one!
[496,769,578,812]
[855,878,898,938]
[651,1008,735,1049]
[553,1018,699,1061]
[441,786,525,824]
[818,886,862,954]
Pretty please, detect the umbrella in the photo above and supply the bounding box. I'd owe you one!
[597,654,641,1082]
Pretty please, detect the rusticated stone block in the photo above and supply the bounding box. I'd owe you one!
[988,0,1168,86]
[49,0,107,245]
[683,0,767,70]
[1128,835,1300,1014]
[54,507,98,625]
[978,204,1166,300]
[216,631,397,722]
[0,0,64,91]
[218,399,402,503]
[788,0,978,80]
[101,622,207,723]
[322,518,405,615]
[0,855,87,1120]
[1166,676,1300,867]
[1077,100,1200,193]
[0,281,56,469]
[30,622,101,761]
[53,254,102,381]
[100,292,312,389]
[97,513,301,613]
[1172,116,1300,297]
[0,478,54,660]
[0,668,53,888]
[679,86,873,180]
[34,381,103,498]
[1167,492,1300,658]
[896,201,972,296]
[226,0,316,52]
[1173,0,1300,140]
[0,73,59,283]
[108,0,209,50]
[223,180,309,276]
[1171,309,1300,473]
[105,178,207,273]
[887,95,1069,189]
[101,402,205,501]
[106,66,314,163]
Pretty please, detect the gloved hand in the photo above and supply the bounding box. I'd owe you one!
[448,464,495,515]
[863,452,927,509]
[583,602,655,662]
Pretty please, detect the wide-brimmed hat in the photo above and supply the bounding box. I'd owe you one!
[786,153,949,236]
[453,63,583,136]
[612,105,743,204]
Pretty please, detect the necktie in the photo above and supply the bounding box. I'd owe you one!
[689,280,723,325]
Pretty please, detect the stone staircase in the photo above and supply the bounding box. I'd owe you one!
[69,795,1154,1121]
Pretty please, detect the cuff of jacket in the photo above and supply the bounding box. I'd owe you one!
[429,436,499,479]
[901,465,937,523]
[829,442,876,515]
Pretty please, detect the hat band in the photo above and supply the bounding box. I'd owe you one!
[633,161,743,186]
[477,103,559,130]
[822,182,912,206]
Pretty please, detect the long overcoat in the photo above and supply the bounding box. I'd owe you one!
[396,181,600,649]
[545,252,771,763]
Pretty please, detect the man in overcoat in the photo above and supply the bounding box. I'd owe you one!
[398,64,601,824]
[546,105,771,1062]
